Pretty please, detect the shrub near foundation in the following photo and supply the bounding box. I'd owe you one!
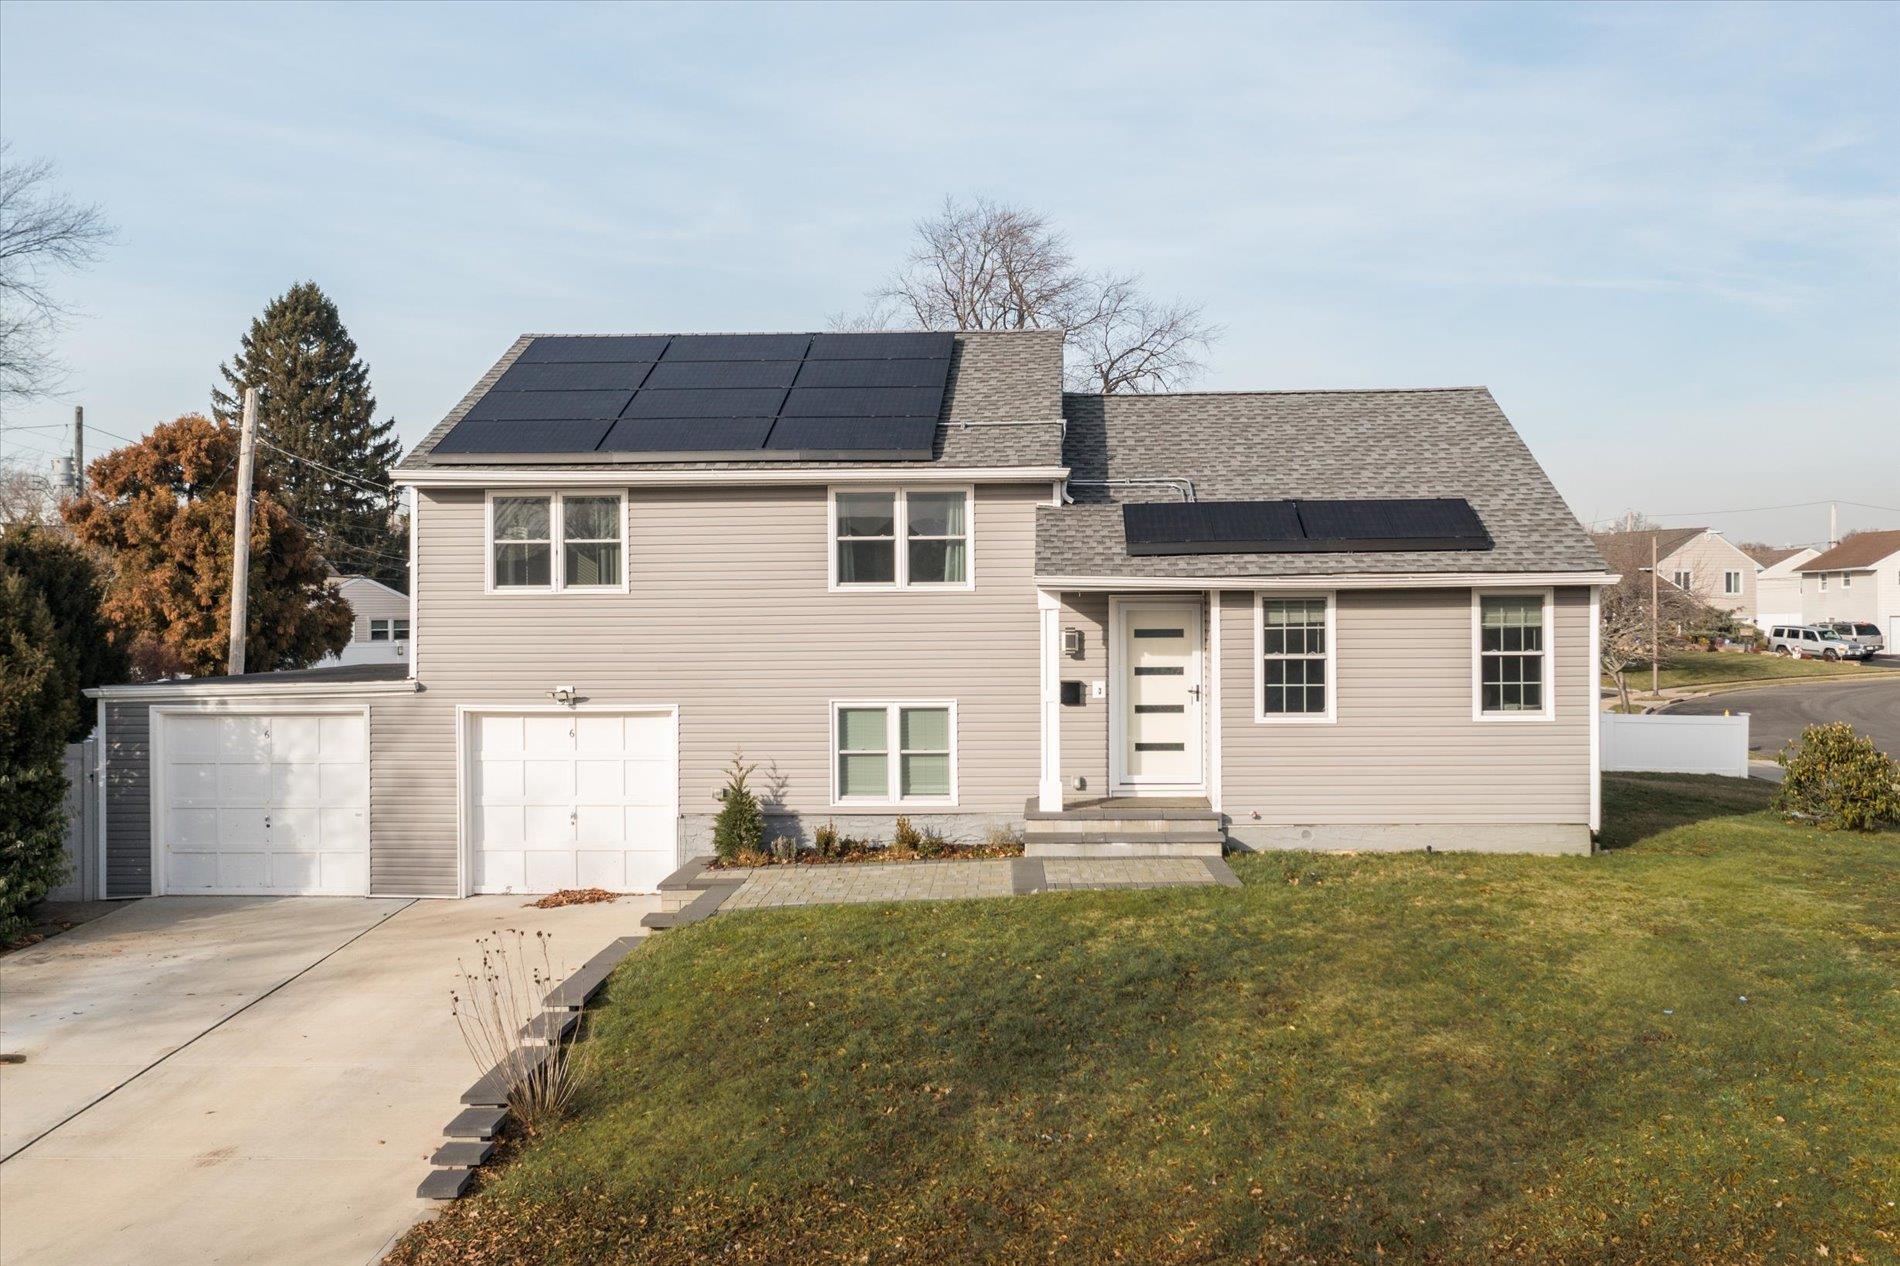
[1774,722,1900,832]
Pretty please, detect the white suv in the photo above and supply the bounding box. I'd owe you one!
[1767,624,1862,661]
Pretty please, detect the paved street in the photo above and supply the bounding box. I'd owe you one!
[1665,675,1900,757]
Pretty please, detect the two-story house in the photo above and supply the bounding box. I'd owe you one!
[86,330,1614,900]
[1590,526,1758,620]
[1798,529,1900,646]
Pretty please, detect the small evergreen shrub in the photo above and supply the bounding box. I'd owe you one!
[1774,723,1900,832]
[711,753,766,862]
[892,816,922,852]
[814,820,844,859]
[912,825,951,859]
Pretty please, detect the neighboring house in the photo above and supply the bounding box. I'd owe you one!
[1590,526,1757,619]
[1798,530,1900,646]
[1742,544,1818,631]
[318,575,412,666]
[83,330,1614,901]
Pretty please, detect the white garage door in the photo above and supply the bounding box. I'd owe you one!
[157,710,370,895]
[469,710,678,894]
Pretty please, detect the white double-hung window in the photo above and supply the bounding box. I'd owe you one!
[830,488,971,589]
[1723,570,1743,596]
[1255,594,1336,722]
[832,702,955,804]
[1474,590,1553,720]
[487,492,626,592]
[368,618,410,642]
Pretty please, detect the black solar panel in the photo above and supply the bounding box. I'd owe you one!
[493,361,655,392]
[1123,499,1492,555]
[780,386,944,419]
[642,360,800,390]
[621,388,790,419]
[661,333,812,361]
[464,390,633,422]
[431,418,615,455]
[513,336,670,364]
[432,331,952,460]
[807,332,953,359]
[597,417,777,453]
[793,357,953,389]
[762,417,939,457]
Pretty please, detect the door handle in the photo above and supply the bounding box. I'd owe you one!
[1188,685,1203,702]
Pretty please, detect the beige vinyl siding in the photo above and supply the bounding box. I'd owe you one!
[1056,591,1110,795]
[378,482,1048,892]
[103,702,152,898]
[1218,587,1592,824]
[1660,533,1756,617]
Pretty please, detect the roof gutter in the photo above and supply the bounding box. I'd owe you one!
[395,465,1070,489]
[86,678,422,703]
[1036,570,1621,592]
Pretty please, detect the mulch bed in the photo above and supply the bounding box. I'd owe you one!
[710,841,1023,870]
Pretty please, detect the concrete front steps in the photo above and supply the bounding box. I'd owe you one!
[1022,797,1225,858]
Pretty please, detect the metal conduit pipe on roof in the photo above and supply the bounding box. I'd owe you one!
[1062,478,1197,504]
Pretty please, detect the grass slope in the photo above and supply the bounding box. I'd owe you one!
[393,776,1897,1265]
[1606,652,1872,692]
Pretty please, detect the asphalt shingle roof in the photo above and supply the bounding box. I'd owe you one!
[396,330,1065,474]
[1589,527,1709,574]
[1037,388,1605,578]
[1800,529,1900,572]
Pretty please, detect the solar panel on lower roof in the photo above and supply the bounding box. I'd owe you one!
[430,417,614,455]
[513,336,670,364]
[493,361,655,392]
[806,332,953,360]
[661,334,812,361]
[780,386,944,418]
[1122,498,1492,556]
[792,357,952,389]
[761,417,938,457]
[641,360,800,390]
[621,387,790,419]
[597,417,777,453]
[464,390,632,422]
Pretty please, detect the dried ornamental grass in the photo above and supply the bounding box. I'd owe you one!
[450,930,582,1135]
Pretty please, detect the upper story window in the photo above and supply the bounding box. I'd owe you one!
[1841,571,1852,590]
[488,491,626,592]
[829,488,972,590]
[1723,569,1742,595]
[1671,569,1692,591]
[1255,593,1335,723]
[1474,590,1553,721]
[369,618,410,642]
[1820,573,1828,592]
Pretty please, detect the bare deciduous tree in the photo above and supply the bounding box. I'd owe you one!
[0,143,113,401]
[1597,562,1713,711]
[861,196,1218,393]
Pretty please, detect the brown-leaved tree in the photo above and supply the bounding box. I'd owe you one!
[62,413,352,676]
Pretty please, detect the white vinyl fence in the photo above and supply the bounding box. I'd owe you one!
[48,735,101,902]
[1600,712,1751,778]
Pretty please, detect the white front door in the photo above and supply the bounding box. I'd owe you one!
[156,709,370,895]
[1115,599,1205,790]
[469,709,678,894]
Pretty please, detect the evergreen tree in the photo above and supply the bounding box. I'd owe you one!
[212,282,407,588]
[0,566,73,940]
[0,524,130,740]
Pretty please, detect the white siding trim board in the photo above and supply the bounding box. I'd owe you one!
[399,466,1070,490]
[1041,571,1618,592]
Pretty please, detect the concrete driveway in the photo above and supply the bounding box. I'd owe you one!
[1665,674,1900,756]
[0,893,654,1266]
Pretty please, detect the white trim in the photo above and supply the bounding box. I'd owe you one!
[827,699,959,808]
[826,486,976,592]
[328,575,409,603]
[455,703,682,900]
[484,489,630,595]
[408,485,420,681]
[1039,571,1618,592]
[1471,587,1557,723]
[1206,589,1223,812]
[1037,589,1064,812]
[147,701,373,898]
[1109,596,1207,795]
[1589,584,1602,835]
[397,465,1069,490]
[1252,591,1339,725]
[95,697,109,899]
[88,678,419,702]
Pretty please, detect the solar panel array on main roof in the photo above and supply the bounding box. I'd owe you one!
[1122,498,1492,556]
[431,332,955,461]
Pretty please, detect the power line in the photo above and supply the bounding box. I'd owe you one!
[1629,498,1900,520]
[255,435,395,502]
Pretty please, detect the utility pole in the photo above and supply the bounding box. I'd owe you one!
[226,388,258,676]
[1828,502,1838,548]
[1650,533,1659,698]
[72,405,84,488]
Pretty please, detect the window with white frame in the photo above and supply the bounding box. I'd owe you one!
[1841,571,1851,590]
[1820,573,1828,592]
[368,618,410,642]
[833,702,954,803]
[1672,569,1692,591]
[1723,569,1742,595]
[1257,594,1334,721]
[489,492,625,591]
[831,489,970,588]
[1476,592,1549,717]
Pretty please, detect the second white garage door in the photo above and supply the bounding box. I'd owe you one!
[468,709,679,894]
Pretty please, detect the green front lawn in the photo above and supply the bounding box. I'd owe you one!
[393,776,1898,1266]
[1606,651,1873,692]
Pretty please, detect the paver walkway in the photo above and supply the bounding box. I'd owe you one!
[677,855,1237,916]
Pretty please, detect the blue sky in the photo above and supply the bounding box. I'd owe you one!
[2,0,1894,546]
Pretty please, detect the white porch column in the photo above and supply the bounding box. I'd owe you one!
[1037,588,1065,812]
